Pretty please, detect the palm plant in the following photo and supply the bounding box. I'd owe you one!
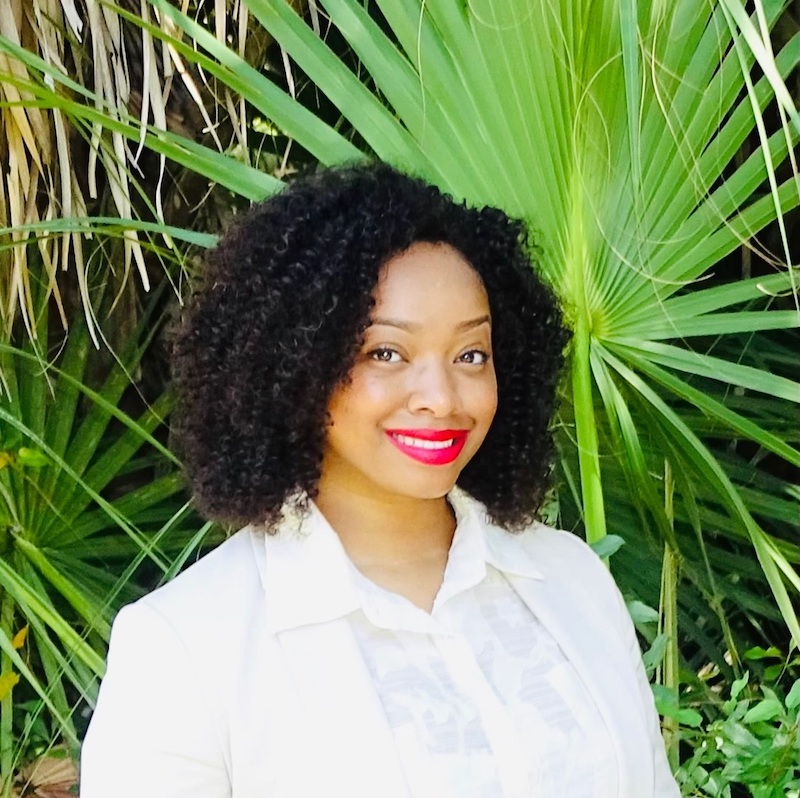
[0,0,798,771]
[0,0,152,343]
[109,0,800,649]
[0,0,276,344]
[0,253,217,791]
[0,1,268,784]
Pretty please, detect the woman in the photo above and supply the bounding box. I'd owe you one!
[80,164,679,797]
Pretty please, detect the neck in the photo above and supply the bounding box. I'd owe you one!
[314,479,456,569]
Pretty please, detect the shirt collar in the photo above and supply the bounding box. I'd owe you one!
[255,487,543,634]
[257,501,361,634]
[448,488,544,582]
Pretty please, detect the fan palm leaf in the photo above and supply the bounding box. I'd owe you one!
[0,263,215,785]
[141,0,800,649]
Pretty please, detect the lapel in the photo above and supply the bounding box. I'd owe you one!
[252,504,411,798]
[276,620,411,798]
[459,490,654,798]
[503,559,649,798]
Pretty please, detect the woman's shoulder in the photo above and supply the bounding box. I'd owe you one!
[455,488,608,573]
[454,489,624,611]
[121,527,265,641]
[516,523,624,608]
[517,521,611,575]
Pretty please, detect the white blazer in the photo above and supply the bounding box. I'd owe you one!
[80,494,679,798]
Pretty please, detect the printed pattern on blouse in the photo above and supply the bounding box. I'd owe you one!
[346,522,618,798]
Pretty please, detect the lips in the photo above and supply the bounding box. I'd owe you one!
[385,428,469,466]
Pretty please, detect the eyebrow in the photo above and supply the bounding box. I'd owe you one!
[369,314,491,332]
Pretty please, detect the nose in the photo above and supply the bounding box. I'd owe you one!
[406,359,460,417]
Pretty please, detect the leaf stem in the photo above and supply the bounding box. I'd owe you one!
[0,588,15,797]
[570,285,606,544]
[659,461,680,771]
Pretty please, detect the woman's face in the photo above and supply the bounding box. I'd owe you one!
[320,241,498,504]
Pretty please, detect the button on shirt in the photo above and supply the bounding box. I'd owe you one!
[301,494,618,798]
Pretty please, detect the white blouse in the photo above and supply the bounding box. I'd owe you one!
[81,490,680,798]
[342,511,618,798]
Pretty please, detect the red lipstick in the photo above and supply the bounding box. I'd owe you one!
[385,428,468,466]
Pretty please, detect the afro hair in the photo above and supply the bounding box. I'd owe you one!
[171,163,570,531]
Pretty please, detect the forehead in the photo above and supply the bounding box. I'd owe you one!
[372,242,489,319]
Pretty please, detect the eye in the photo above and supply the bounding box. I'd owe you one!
[368,347,402,363]
[458,349,491,365]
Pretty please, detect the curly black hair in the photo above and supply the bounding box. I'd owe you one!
[172,163,570,531]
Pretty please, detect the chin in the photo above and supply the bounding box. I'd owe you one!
[391,471,460,501]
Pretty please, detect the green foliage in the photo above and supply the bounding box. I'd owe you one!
[0,260,215,787]
[635,593,799,798]
[674,671,800,798]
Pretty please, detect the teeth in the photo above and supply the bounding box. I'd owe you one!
[393,434,456,450]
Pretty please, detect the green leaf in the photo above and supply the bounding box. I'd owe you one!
[590,534,625,559]
[611,339,800,403]
[16,448,49,468]
[0,37,282,201]
[743,645,783,660]
[626,599,660,625]
[785,679,800,710]
[142,0,364,167]
[731,673,751,700]
[643,633,669,673]
[675,708,704,728]
[742,697,783,723]
[244,0,430,172]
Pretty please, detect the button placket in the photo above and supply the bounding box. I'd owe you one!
[432,631,530,798]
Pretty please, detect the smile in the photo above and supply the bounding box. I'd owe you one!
[385,429,468,465]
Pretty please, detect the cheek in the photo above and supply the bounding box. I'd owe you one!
[472,371,498,427]
[327,372,398,427]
